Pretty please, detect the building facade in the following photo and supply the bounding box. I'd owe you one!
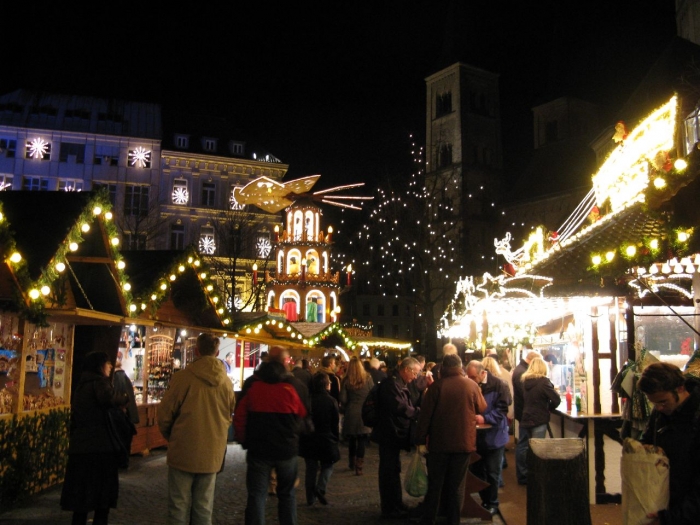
[0,89,286,311]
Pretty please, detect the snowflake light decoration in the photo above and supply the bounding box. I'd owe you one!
[230,188,245,210]
[27,138,50,159]
[257,237,272,258]
[199,235,216,254]
[129,147,151,168]
[172,187,189,205]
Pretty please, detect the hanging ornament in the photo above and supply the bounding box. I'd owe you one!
[612,121,628,143]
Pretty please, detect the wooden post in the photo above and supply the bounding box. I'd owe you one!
[527,438,591,525]
[626,299,636,362]
[609,307,619,414]
[591,307,601,414]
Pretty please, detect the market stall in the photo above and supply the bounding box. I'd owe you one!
[440,94,700,503]
[0,191,131,504]
[117,248,233,453]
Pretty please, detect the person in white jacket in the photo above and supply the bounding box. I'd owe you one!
[158,333,236,525]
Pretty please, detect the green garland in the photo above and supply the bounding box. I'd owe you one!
[0,408,70,510]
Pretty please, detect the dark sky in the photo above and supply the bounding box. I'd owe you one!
[2,1,679,190]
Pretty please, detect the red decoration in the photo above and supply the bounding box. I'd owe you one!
[503,263,516,277]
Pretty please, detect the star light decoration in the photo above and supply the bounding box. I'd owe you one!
[27,138,50,159]
[231,175,373,214]
[128,147,151,168]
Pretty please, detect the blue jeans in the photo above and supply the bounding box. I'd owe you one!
[420,451,470,525]
[167,466,217,525]
[474,446,504,508]
[245,454,298,525]
[304,458,334,504]
[515,423,547,484]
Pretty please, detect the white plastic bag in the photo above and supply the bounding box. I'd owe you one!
[621,438,669,525]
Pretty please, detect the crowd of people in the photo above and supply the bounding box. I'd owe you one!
[60,339,700,525]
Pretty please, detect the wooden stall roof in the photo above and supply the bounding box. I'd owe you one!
[0,191,127,318]
[120,250,224,330]
[527,149,700,295]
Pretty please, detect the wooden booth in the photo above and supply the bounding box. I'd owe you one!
[441,94,700,504]
[117,248,234,454]
[0,191,132,505]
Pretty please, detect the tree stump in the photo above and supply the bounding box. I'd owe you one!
[527,438,591,525]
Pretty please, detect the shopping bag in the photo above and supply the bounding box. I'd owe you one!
[404,449,428,497]
[621,438,669,525]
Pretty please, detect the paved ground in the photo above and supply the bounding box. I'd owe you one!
[0,442,505,525]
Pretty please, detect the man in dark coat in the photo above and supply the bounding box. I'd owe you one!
[466,360,511,515]
[416,354,487,525]
[371,357,422,519]
[639,362,700,525]
[368,357,387,384]
[291,358,313,391]
[512,348,540,485]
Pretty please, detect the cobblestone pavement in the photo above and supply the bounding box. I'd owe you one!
[0,442,505,525]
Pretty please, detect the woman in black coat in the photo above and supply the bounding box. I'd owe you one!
[299,371,340,506]
[61,351,126,525]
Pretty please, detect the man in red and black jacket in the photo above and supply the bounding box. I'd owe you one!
[234,359,307,525]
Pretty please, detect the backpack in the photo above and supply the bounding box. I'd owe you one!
[362,382,382,427]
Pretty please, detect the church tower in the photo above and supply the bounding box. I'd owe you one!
[424,62,503,270]
[264,199,342,324]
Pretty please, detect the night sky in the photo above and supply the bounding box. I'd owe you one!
[2,1,678,191]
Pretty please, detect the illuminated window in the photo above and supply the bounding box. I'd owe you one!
[199,226,216,254]
[124,185,149,217]
[58,179,84,192]
[23,176,49,191]
[0,174,13,190]
[230,185,245,210]
[59,142,85,163]
[0,139,17,158]
[170,223,185,250]
[128,146,151,168]
[202,182,216,207]
[25,138,51,160]
[256,235,272,258]
[172,178,189,205]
